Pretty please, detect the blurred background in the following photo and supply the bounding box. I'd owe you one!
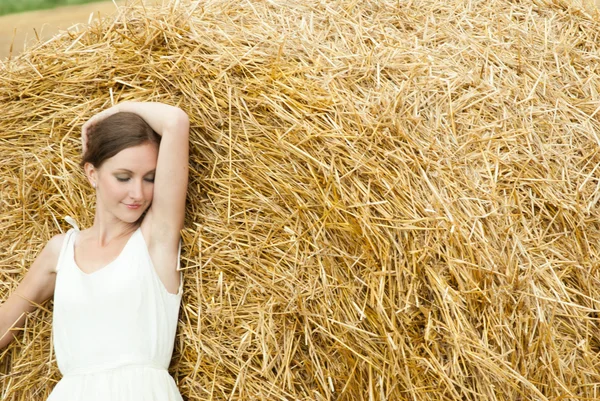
[0,0,105,16]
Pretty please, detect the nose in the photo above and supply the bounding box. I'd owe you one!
[129,179,144,201]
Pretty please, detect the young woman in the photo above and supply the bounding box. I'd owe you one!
[0,102,189,400]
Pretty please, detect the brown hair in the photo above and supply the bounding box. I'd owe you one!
[81,112,160,168]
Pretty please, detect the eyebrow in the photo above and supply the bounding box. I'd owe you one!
[114,169,156,175]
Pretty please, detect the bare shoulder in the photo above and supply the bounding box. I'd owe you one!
[44,233,67,273]
[47,233,66,251]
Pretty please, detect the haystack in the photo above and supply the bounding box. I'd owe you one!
[2,0,600,399]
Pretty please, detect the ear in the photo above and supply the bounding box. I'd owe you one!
[84,162,98,188]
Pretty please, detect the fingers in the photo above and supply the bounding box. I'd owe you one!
[81,121,93,154]
[80,104,123,154]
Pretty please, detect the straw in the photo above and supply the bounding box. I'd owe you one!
[2,0,600,399]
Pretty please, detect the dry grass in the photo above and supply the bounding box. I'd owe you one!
[2,0,600,399]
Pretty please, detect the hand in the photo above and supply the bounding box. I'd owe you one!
[81,103,126,154]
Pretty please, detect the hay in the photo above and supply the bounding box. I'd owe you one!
[2,0,600,399]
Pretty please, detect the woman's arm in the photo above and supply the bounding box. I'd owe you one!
[0,235,62,350]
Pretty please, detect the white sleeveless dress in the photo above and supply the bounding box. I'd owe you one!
[47,223,184,401]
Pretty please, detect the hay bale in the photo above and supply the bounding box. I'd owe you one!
[2,0,600,399]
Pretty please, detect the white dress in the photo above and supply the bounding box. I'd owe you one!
[47,223,184,401]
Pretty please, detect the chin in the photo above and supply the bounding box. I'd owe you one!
[117,215,142,224]
[116,210,146,224]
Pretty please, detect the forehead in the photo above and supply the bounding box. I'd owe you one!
[101,142,158,172]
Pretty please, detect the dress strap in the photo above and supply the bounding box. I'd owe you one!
[55,229,77,274]
[64,215,80,231]
[54,217,80,273]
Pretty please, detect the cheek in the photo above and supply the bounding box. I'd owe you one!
[144,183,155,201]
[99,177,125,199]
[99,177,117,195]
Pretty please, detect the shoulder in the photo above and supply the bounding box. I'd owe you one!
[42,233,68,273]
[47,233,67,254]
[13,233,68,305]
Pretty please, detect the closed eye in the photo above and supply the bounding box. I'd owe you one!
[116,177,130,182]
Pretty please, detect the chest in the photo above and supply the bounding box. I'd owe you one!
[73,235,132,274]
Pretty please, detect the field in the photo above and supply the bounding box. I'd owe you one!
[0,1,167,59]
[0,0,104,16]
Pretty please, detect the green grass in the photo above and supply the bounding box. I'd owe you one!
[0,0,106,16]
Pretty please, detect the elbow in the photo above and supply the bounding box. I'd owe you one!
[170,108,189,136]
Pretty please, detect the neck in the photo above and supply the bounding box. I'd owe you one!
[90,208,139,246]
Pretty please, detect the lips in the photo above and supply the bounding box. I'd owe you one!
[124,203,142,209]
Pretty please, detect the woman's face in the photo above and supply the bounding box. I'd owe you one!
[90,142,158,223]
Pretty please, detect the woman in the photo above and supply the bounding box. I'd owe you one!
[0,102,189,400]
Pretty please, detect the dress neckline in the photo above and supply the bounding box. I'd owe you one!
[72,227,140,276]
